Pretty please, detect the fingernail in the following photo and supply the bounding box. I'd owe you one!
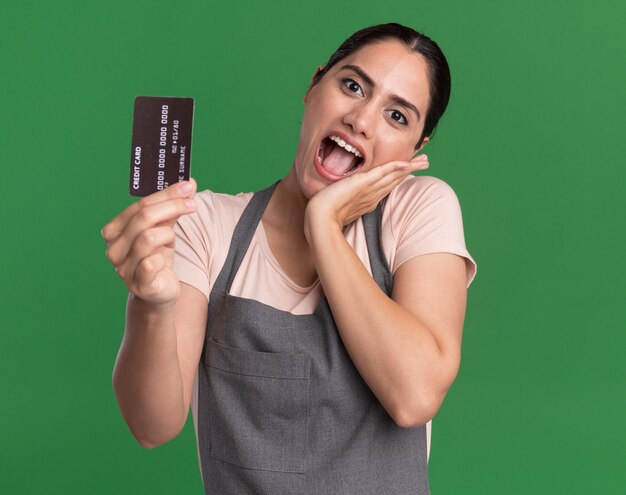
[185,199,196,208]
[180,181,192,193]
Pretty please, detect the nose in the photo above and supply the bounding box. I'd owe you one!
[342,101,376,139]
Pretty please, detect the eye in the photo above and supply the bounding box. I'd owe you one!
[341,78,363,96]
[388,109,408,126]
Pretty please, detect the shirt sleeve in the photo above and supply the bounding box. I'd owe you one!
[173,190,214,302]
[389,175,477,288]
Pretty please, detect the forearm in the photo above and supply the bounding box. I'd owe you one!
[112,294,186,448]
[307,218,454,427]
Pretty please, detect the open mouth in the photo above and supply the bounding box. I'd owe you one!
[317,135,365,178]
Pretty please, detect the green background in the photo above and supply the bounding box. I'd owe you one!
[1,0,624,493]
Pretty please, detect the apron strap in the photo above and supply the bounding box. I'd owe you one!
[362,197,393,296]
[212,181,278,293]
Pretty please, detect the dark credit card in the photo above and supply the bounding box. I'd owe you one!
[129,96,194,196]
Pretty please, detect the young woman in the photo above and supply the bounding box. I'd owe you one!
[103,23,477,494]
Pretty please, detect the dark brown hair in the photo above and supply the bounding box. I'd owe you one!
[311,23,451,149]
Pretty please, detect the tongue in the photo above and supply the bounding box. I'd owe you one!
[322,142,356,176]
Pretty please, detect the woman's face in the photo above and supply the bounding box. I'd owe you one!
[293,39,431,199]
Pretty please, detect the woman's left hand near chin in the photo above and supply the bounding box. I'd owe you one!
[304,154,429,240]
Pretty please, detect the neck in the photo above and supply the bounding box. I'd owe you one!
[265,162,309,236]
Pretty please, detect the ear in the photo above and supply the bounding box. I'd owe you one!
[303,65,325,104]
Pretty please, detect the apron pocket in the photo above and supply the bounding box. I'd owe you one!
[206,338,310,473]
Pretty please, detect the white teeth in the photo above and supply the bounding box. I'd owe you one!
[328,135,362,158]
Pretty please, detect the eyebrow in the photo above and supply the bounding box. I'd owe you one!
[338,64,422,122]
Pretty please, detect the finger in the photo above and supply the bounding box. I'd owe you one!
[115,226,176,281]
[133,251,168,294]
[365,162,420,205]
[410,153,428,162]
[129,251,180,304]
[396,154,428,169]
[106,197,195,266]
[341,170,402,218]
[368,157,424,181]
[102,178,197,243]
[358,177,407,215]
[340,157,428,224]
[369,160,419,187]
[155,214,186,230]
[409,154,429,171]
[374,173,409,198]
[104,178,196,242]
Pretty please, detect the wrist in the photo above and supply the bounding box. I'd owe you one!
[304,202,342,247]
[128,292,177,319]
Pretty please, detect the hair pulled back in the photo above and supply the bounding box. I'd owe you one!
[312,23,451,149]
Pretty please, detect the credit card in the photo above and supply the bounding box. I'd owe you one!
[129,96,194,196]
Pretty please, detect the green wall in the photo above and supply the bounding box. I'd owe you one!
[1,0,624,493]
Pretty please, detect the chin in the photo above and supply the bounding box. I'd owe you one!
[299,179,323,201]
[292,160,325,201]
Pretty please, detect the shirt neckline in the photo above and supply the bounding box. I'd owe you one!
[255,219,320,294]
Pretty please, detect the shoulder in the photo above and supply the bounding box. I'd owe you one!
[173,188,256,299]
[194,188,254,216]
[388,175,461,211]
[382,175,477,287]
[174,188,254,257]
[178,188,253,231]
[385,175,465,234]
